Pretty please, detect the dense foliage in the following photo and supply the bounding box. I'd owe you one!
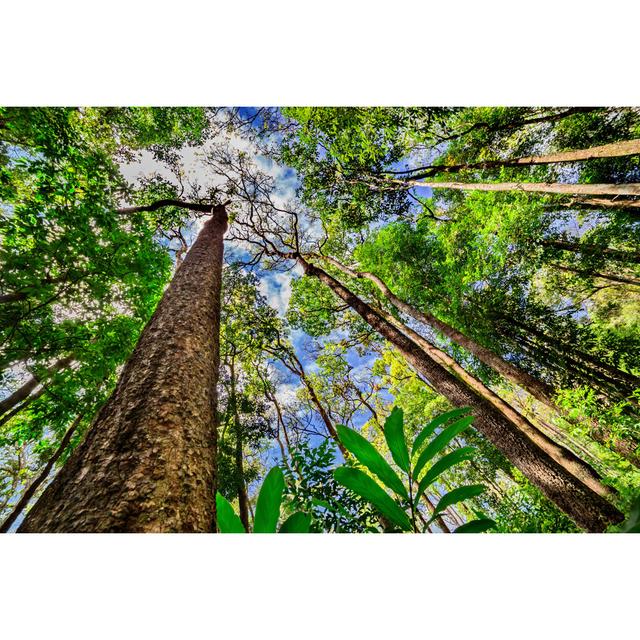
[1,106,638,532]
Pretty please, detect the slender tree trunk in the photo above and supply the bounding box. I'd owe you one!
[568,197,640,212]
[401,139,640,180]
[229,358,250,531]
[316,255,559,410]
[505,315,640,393]
[0,355,73,421]
[19,206,227,532]
[0,386,46,428]
[550,263,640,287]
[276,347,350,458]
[437,108,601,144]
[372,303,615,500]
[541,239,640,264]
[0,413,85,533]
[299,257,623,531]
[389,177,640,198]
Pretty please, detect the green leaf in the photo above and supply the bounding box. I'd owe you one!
[428,484,486,524]
[414,415,474,480]
[334,467,412,531]
[619,496,640,533]
[336,424,408,499]
[412,407,471,455]
[383,406,410,473]
[413,446,476,508]
[280,512,312,533]
[454,518,496,533]
[216,492,246,533]
[253,466,285,533]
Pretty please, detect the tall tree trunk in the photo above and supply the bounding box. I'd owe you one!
[437,108,601,144]
[388,177,640,198]
[550,263,640,287]
[372,303,615,500]
[0,413,85,533]
[541,239,640,264]
[299,257,623,531]
[0,355,73,421]
[19,206,227,532]
[0,386,46,428]
[400,139,640,180]
[229,358,250,531]
[316,254,559,411]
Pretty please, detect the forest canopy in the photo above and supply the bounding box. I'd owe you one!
[1,106,639,533]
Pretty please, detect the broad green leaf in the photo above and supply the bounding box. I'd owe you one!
[336,424,408,499]
[280,511,312,533]
[216,492,246,533]
[413,416,474,480]
[454,518,496,533]
[383,406,410,473]
[253,466,285,533]
[334,467,412,531]
[413,446,476,508]
[412,407,471,455]
[427,484,486,524]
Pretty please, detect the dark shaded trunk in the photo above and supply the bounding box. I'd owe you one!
[300,257,623,532]
[1,413,84,533]
[550,263,640,287]
[542,239,640,264]
[505,315,640,394]
[435,108,601,145]
[0,355,73,421]
[372,303,615,500]
[0,386,46,428]
[317,255,558,411]
[19,207,227,532]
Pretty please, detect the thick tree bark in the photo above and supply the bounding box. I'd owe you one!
[19,207,227,532]
[316,255,558,411]
[299,257,623,531]
[0,355,73,421]
[0,413,84,533]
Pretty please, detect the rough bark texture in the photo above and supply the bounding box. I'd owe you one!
[300,258,623,532]
[19,208,227,533]
[0,355,73,421]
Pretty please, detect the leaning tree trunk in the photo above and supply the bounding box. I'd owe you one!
[19,207,227,533]
[316,254,558,411]
[388,177,640,198]
[403,139,640,180]
[0,412,85,533]
[299,257,623,532]
[0,354,74,421]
